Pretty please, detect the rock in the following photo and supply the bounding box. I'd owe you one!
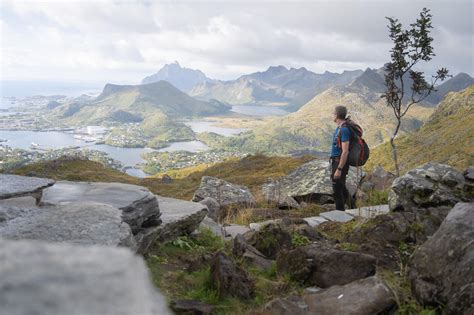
[319,210,354,222]
[258,276,395,315]
[145,196,208,251]
[247,222,293,259]
[161,174,173,183]
[249,219,275,231]
[198,216,225,238]
[276,243,376,288]
[346,207,450,269]
[389,162,473,211]
[41,181,161,235]
[262,180,300,209]
[261,159,361,205]
[0,201,137,250]
[170,299,214,314]
[364,166,396,190]
[259,296,309,315]
[303,216,328,227]
[233,234,273,270]
[199,197,221,222]
[360,180,375,192]
[223,224,251,239]
[409,202,474,314]
[0,238,171,315]
[210,251,254,300]
[345,204,389,218]
[464,166,474,181]
[0,174,55,203]
[192,176,256,207]
[302,276,396,315]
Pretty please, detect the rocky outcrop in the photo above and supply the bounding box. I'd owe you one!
[389,162,473,211]
[192,176,256,208]
[170,299,214,314]
[262,159,361,204]
[210,251,255,300]
[259,276,395,315]
[276,243,376,288]
[245,222,293,259]
[409,202,474,314]
[0,174,55,204]
[0,238,171,315]
[42,181,161,234]
[0,200,136,250]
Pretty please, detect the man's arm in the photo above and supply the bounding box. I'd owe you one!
[338,141,349,169]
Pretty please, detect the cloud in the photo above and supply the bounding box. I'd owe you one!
[1,0,472,84]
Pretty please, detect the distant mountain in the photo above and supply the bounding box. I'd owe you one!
[425,73,474,105]
[213,68,435,154]
[141,62,212,92]
[189,66,363,111]
[367,84,474,173]
[50,80,230,125]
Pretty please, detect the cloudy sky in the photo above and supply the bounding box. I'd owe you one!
[1,0,472,85]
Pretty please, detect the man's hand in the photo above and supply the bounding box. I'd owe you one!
[334,169,341,179]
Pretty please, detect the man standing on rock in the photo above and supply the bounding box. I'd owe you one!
[330,105,352,211]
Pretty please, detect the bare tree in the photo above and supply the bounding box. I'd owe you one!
[382,7,450,176]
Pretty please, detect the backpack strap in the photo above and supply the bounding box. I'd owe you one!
[336,121,348,148]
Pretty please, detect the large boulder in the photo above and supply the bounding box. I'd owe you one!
[276,243,376,288]
[0,174,55,203]
[210,251,254,300]
[0,200,136,250]
[0,238,171,315]
[192,176,256,208]
[389,162,473,211]
[409,202,474,314]
[261,159,361,204]
[41,181,161,235]
[258,276,395,315]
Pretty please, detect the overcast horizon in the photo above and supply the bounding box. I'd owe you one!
[1,0,473,87]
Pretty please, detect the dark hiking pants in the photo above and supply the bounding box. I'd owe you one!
[330,156,352,211]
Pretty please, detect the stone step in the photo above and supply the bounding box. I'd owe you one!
[345,204,389,218]
[319,210,354,223]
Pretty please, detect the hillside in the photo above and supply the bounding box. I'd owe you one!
[205,68,434,154]
[366,85,474,173]
[141,62,212,92]
[189,66,363,110]
[12,154,314,201]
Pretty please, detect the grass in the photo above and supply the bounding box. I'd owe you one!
[145,227,303,314]
[356,189,389,207]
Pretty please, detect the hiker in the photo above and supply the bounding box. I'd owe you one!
[330,105,352,211]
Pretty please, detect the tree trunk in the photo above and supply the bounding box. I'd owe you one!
[390,119,402,177]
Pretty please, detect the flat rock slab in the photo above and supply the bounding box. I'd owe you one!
[0,238,171,315]
[345,204,389,218]
[42,181,160,234]
[0,201,136,249]
[320,210,354,223]
[0,174,54,202]
[303,216,328,227]
[151,196,208,243]
[199,216,225,238]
